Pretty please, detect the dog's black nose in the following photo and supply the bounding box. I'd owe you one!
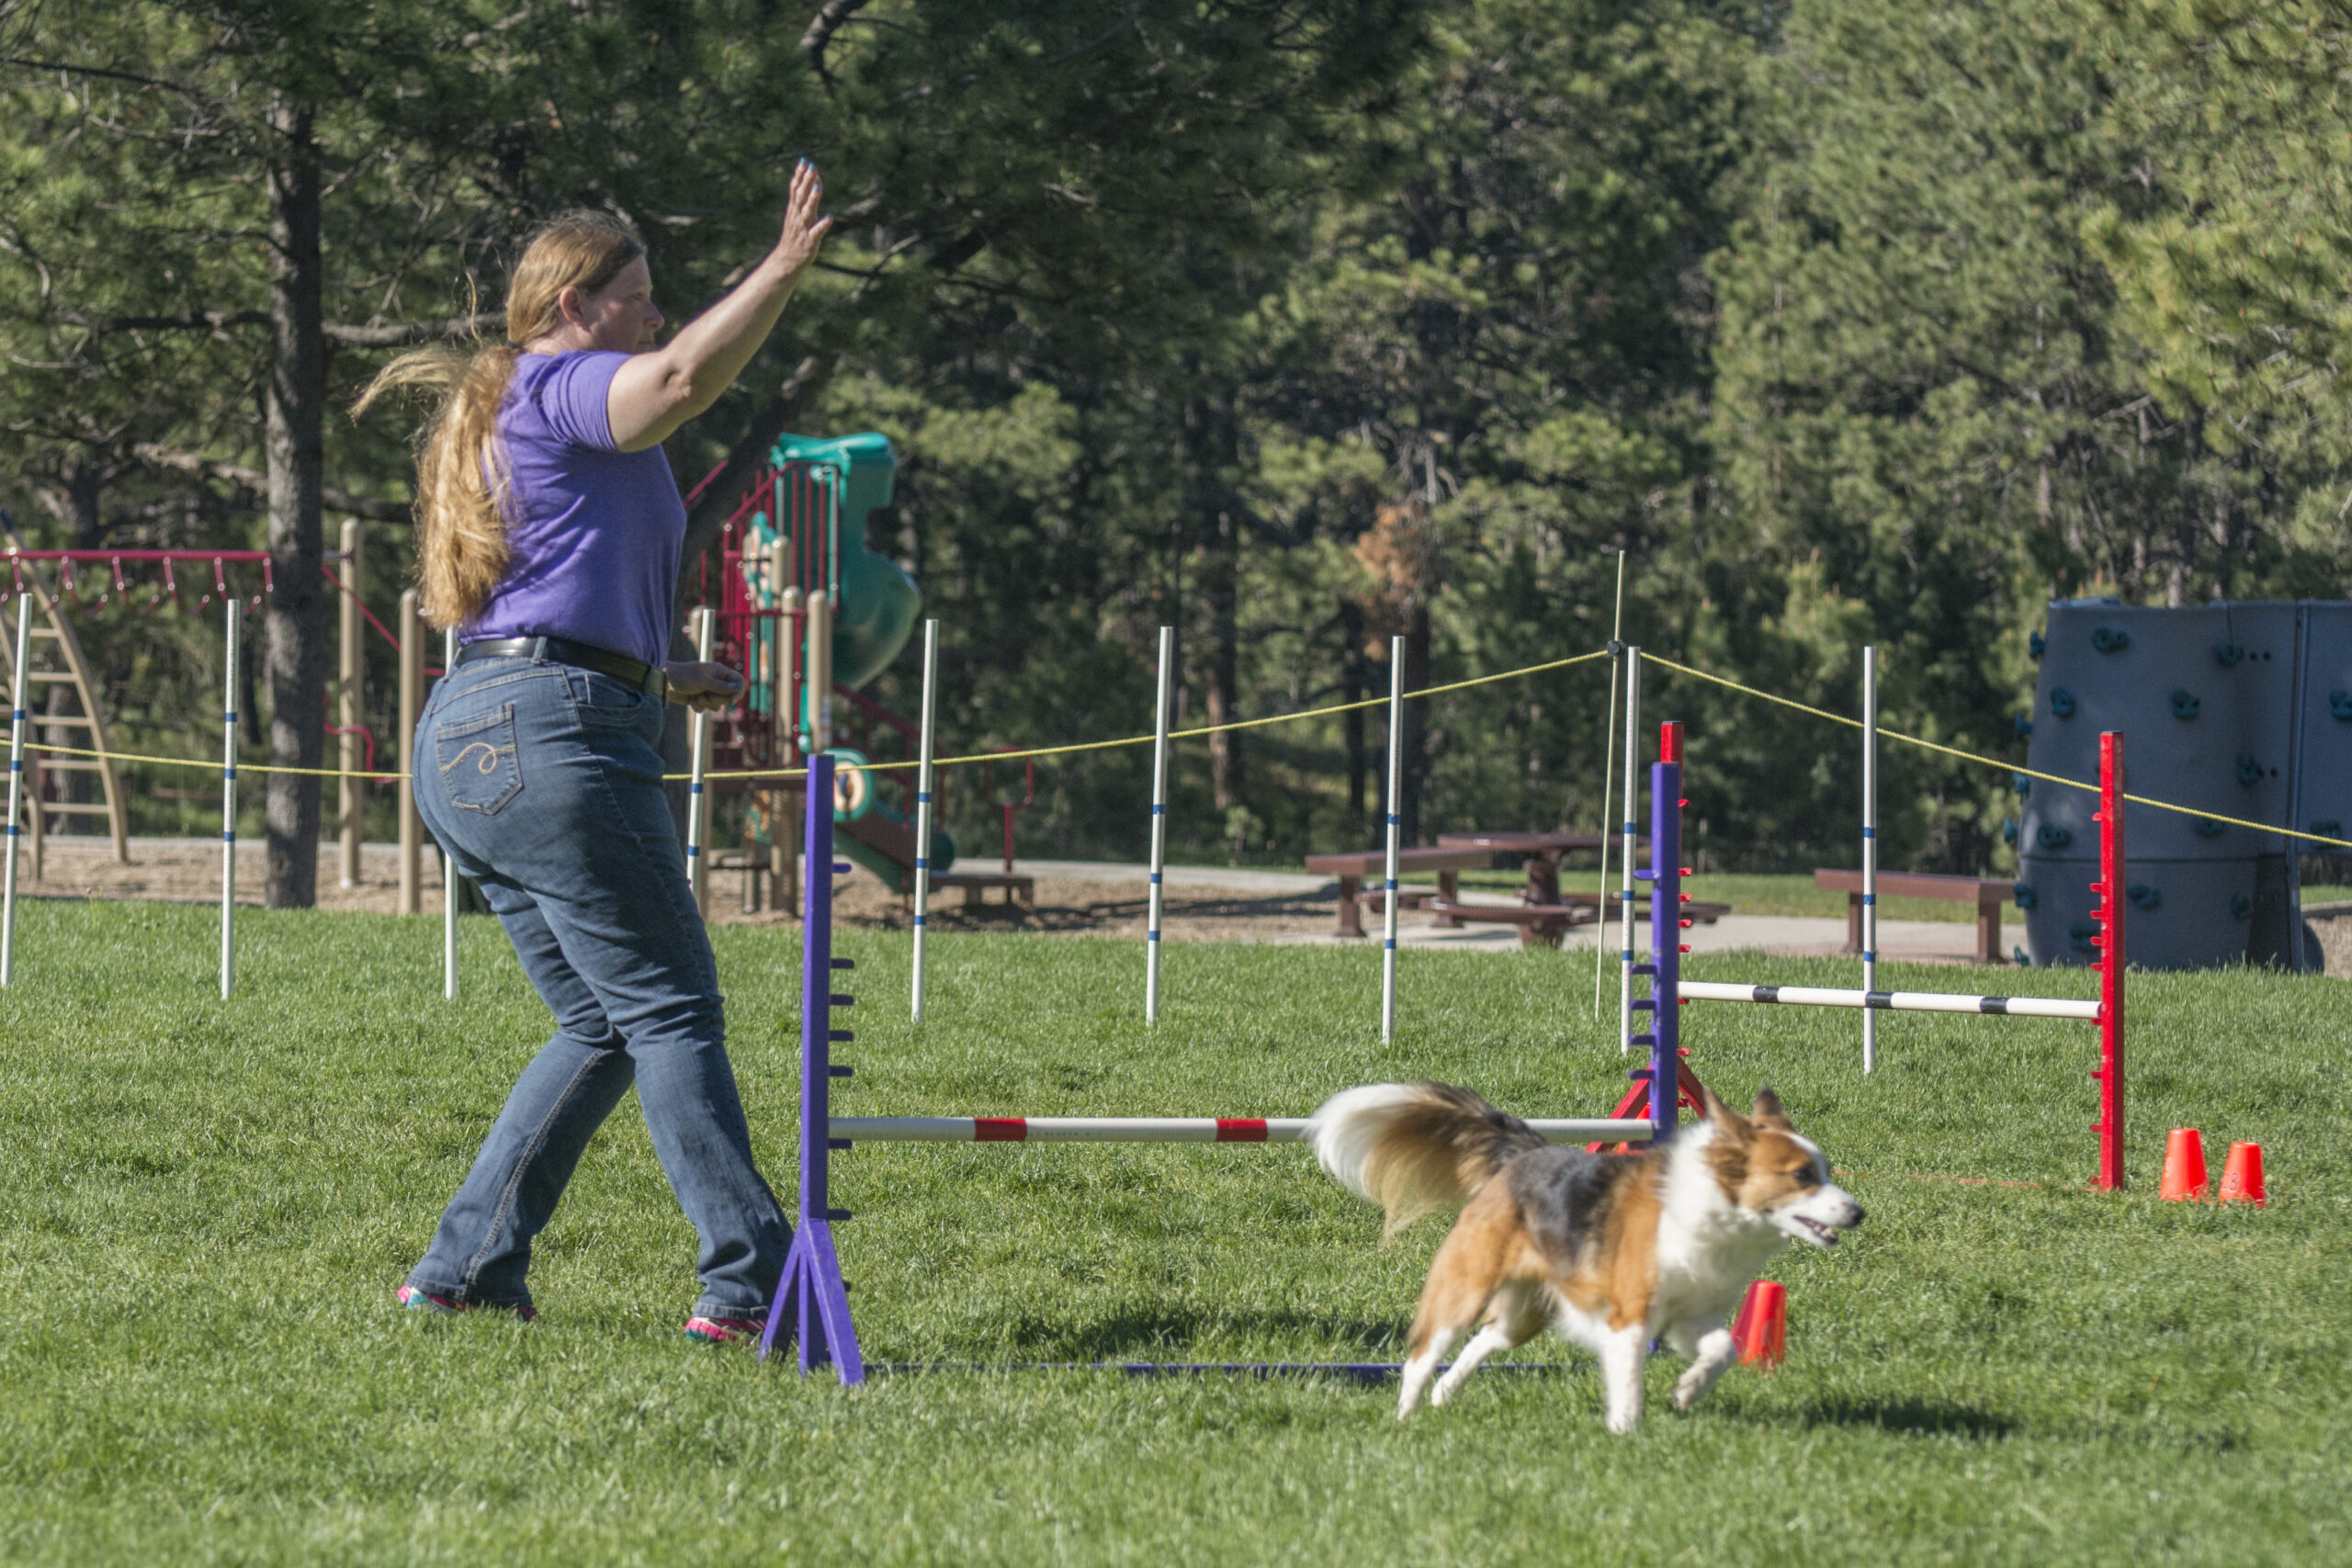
[1849,1206,1866,1226]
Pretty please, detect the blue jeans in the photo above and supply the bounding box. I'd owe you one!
[404,652,789,1319]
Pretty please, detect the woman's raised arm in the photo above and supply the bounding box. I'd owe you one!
[605,161,832,453]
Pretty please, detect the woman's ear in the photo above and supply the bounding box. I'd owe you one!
[555,284,586,330]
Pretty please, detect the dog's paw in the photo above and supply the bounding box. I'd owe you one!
[1605,1407,1640,1436]
[1672,1371,1707,1410]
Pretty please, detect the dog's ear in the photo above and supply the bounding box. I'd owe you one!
[1694,1074,1750,1137]
[1751,1086,1792,1131]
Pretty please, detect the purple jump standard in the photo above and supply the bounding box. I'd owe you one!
[759,750,866,1381]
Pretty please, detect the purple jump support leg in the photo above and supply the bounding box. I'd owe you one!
[759,751,866,1381]
[1630,722,1685,1145]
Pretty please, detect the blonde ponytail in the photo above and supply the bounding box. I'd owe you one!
[356,211,647,629]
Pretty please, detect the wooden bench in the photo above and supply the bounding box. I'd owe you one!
[1813,869,2011,965]
[1303,847,1494,938]
[931,871,1035,909]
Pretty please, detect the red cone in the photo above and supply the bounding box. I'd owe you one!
[2217,1142,2266,1206]
[2160,1128,2208,1201]
[1732,1280,1786,1370]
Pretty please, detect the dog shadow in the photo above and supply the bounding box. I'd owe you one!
[1781,1395,2016,1439]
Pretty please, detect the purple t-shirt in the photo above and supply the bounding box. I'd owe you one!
[465,350,685,667]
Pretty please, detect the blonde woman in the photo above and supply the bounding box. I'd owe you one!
[359,162,831,1343]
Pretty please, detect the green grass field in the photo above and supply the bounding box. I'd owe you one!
[2,900,2346,1565]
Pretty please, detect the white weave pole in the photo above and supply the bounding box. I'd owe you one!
[910,617,939,1020]
[1145,625,1173,1023]
[442,626,458,1001]
[1618,647,1641,1054]
[2,592,28,987]
[220,604,239,999]
[1591,548,1626,1017]
[686,605,715,913]
[1861,644,1879,1074]
[1379,634,1405,1043]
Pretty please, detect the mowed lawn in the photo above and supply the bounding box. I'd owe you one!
[1,900,2346,1566]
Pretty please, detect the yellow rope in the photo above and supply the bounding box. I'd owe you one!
[22,739,406,781]
[679,648,1619,782]
[1640,653,2352,851]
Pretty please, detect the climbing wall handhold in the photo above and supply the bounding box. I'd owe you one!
[2214,642,2244,667]
[2090,626,2131,652]
[2193,817,2227,839]
[2169,689,2200,719]
[2127,883,2161,910]
[2036,823,2073,850]
[2012,883,2037,910]
[2311,819,2342,840]
[2332,690,2352,721]
[2050,688,2075,718]
[2236,753,2264,787]
[2069,919,2098,953]
[2002,818,2018,845]
[2230,892,2253,920]
[2013,773,2031,797]
[2014,714,2034,738]
[2029,630,2046,660]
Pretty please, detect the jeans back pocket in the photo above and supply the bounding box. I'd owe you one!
[435,705,524,815]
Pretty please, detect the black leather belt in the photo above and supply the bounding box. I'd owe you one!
[456,635,667,703]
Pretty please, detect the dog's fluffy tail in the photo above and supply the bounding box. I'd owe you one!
[1307,1082,1546,1237]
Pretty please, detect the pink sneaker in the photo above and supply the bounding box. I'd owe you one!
[396,1283,537,1322]
[683,1314,767,1346]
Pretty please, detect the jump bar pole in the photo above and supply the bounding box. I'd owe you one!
[1146,625,1172,1023]
[220,604,238,999]
[1862,644,1878,1074]
[1380,634,1404,1043]
[1642,721,1685,1143]
[911,618,938,1021]
[759,750,865,1382]
[1619,649,1641,1054]
[2094,731,2126,1190]
[686,606,714,914]
[1677,980,2100,1021]
[829,1117,1657,1145]
[2,592,28,987]
[442,626,458,1001]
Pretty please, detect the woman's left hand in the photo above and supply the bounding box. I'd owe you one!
[664,660,745,713]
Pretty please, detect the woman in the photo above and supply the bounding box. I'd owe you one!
[357,162,832,1343]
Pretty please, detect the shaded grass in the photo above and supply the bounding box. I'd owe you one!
[1,900,2346,1564]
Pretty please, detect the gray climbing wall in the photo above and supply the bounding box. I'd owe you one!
[2017,602,2298,968]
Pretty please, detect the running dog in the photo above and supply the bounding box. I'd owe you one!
[1307,1077,1863,1430]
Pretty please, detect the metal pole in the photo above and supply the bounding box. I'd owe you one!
[442,626,458,1000]
[398,589,422,914]
[1862,645,1879,1074]
[911,618,939,1020]
[1593,549,1625,1017]
[220,604,238,999]
[1380,634,1405,1043]
[2096,731,2127,1190]
[337,518,362,887]
[806,589,833,753]
[2,592,28,987]
[1619,648,1641,1054]
[688,605,714,913]
[1146,625,1173,1024]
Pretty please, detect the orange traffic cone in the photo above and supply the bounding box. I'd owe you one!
[1732,1280,1786,1370]
[2217,1142,2267,1206]
[2160,1128,2208,1201]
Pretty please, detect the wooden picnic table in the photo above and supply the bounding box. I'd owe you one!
[1436,829,1639,907]
[1813,868,2012,965]
[1303,846,1495,938]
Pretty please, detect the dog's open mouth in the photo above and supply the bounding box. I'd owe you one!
[1793,1216,1839,1247]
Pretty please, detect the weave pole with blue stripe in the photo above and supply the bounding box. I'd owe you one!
[220,602,238,999]
[442,626,458,1000]
[1380,634,1404,1043]
[2,592,28,987]
[1861,644,1878,1073]
[1618,649,1641,1055]
[910,618,939,1021]
[1145,625,1172,1023]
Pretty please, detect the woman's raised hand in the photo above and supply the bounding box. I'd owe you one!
[773,160,833,278]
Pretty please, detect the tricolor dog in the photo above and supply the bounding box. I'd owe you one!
[1308,1077,1863,1430]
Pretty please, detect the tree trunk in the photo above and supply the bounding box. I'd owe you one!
[264,98,324,908]
[1185,394,1243,812]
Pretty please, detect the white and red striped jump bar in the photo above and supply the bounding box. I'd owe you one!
[829,1116,1656,1144]
[1678,980,2100,1021]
